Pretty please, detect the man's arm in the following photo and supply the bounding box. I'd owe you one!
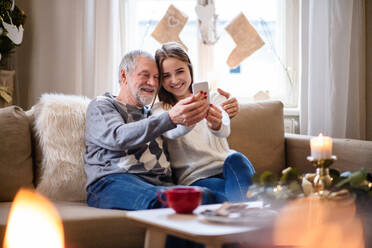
[86,94,208,151]
[152,103,194,140]
[151,93,208,139]
[85,99,175,151]
[168,93,209,126]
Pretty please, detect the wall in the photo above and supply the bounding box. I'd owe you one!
[15,0,83,109]
[367,0,372,140]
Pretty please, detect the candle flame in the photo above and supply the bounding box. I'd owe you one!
[3,189,65,248]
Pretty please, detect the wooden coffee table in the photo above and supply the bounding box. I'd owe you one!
[126,202,275,248]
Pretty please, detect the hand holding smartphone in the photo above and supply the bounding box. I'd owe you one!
[192,81,210,104]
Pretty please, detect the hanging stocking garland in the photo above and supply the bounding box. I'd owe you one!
[195,0,219,45]
[225,13,264,68]
[151,4,188,50]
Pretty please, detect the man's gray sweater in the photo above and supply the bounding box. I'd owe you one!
[84,93,176,188]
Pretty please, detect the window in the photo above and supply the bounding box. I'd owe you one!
[120,0,299,108]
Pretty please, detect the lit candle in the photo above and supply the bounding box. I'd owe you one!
[310,133,333,159]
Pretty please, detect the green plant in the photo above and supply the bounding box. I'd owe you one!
[247,167,372,205]
[0,0,26,60]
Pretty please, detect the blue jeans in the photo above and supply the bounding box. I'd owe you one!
[191,152,255,203]
[86,173,219,210]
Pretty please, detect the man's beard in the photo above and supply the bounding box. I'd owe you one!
[136,92,154,106]
[131,85,156,106]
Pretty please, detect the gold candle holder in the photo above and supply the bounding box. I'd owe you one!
[307,155,337,196]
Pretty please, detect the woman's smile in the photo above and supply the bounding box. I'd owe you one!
[169,81,185,89]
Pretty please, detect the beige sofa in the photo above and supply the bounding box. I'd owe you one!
[1,97,371,248]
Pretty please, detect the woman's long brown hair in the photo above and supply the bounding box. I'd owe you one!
[155,42,194,109]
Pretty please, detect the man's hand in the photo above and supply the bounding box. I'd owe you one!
[206,104,222,131]
[168,92,208,126]
[217,88,239,119]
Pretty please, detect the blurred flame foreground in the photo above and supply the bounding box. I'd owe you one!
[274,196,364,248]
[3,189,64,248]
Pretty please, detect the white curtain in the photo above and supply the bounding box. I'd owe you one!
[300,0,366,139]
[78,0,124,98]
[14,0,125,108]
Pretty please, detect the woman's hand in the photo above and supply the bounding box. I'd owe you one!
[206,104,222,130]
[217,88,239,119]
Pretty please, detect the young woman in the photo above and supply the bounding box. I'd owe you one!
[153,42,255,202]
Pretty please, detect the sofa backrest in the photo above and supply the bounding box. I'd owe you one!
[0,106,34,202]
[228,100,285,175]
[0,96,285,203]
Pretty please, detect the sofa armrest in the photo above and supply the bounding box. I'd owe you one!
[285,133,372,173]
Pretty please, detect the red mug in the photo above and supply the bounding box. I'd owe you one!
[157,186,202,214]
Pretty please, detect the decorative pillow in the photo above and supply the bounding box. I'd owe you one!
[32,93,90,201]
[0,106,34,201]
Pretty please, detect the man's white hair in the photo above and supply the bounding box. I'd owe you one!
[118,50,154,84]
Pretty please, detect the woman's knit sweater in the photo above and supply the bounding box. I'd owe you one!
[152,92,233,185]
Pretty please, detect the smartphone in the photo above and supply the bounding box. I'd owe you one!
[192,81,210,104]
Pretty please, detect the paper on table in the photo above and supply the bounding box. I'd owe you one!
[198,201,277,225]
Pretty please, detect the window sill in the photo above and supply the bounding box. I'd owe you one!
[284,107,299,117]
[283,108,300,134]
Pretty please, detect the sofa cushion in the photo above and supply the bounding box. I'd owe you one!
[0,106,34,201]
[31,94,90,202]
[0,201,145,248]
[228,100,285,174]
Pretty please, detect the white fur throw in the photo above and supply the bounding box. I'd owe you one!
[33,93,90,201]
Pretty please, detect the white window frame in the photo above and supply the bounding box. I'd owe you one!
[282,0,300,110]
[119,0,300,111]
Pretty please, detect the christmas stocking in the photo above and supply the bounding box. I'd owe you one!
[151,4,188,50]
[225,13,264,68]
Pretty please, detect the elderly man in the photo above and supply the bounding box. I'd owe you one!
[84,50,216,210]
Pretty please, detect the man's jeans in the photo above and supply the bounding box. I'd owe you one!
[87,173,219,210]
[191,152,255,202]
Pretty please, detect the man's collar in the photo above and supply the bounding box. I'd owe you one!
[106,92,151,115]
[117,100,151,116]
[143,105,151,116]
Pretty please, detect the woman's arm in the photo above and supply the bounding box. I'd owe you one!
[151,102,194,139]
[163,124,194,139]
[206,92,231,138]
[206,103,230,138]
[217,88,239,119]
